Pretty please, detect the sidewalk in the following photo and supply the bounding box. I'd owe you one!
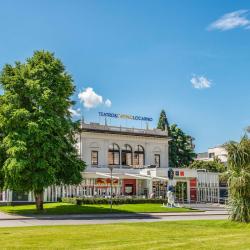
[0,209,229,221]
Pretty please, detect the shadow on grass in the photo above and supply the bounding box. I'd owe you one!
[1,204,164,221]
[0,203,199,220]
[25,204,135,215]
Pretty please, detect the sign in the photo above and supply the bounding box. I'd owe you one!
[96,178,118,186]
[190,178,197,187]
[190,178,197,201]
[174,170,185,177]
[99,112,153,122]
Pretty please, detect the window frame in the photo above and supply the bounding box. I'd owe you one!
[108,143,120,165]
[121,144,133,166]
[91,150,98,165]
[134,145,145,166]
[154,154,160,168]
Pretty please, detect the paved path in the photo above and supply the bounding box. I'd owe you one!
[0,210,229,227]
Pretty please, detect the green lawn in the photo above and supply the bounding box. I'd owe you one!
[0,202,195,215]
[0,220,249,249]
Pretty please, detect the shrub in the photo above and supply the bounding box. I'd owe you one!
[62,197,77,204]
[62,197,167,205]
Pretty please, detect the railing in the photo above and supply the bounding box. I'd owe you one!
[89,164,157,169]
[81,123,168,137]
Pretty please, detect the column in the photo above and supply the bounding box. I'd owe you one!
[44,188,47,202]
[8,190,12,202]
[147,179,153,198]
[186,180,190,203]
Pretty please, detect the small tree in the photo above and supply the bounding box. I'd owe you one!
[0,51,86,210]
[190,159,226,173]
[157,110,170,133]
[225,136,250,222]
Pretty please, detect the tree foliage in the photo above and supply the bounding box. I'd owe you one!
[157,110,170,133]
[157,110,195,168]
[169,124,196,168]
[225,135,250,222]
[190,158,226,173]
[0,51,86,210]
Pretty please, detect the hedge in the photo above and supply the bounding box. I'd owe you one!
[62,197,168,205]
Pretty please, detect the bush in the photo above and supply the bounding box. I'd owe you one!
[62,197,77,204]
[62,197,167,205]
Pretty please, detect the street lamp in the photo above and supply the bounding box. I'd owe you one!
[108,165,114,212]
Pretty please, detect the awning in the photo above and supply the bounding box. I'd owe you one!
[124,173,152,180]
[83,172,168,181]
[139,174,168,181]
[93,172,120,179]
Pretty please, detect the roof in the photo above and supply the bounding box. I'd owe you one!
[80,122,170,139]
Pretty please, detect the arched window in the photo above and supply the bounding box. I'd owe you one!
[121,144,132,166]
[134,145,145,166]
[108,143,120,165]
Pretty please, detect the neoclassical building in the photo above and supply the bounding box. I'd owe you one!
[76,122,170,198]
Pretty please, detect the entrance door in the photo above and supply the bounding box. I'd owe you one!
[123,179,136,196]
[153,181,167,198]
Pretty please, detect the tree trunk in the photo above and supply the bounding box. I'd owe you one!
[34,191,44,211]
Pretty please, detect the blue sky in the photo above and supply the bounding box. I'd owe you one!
[0,0,249,152]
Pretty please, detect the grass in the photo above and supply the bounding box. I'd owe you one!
[0,202,195,215]
[0,220,250,249]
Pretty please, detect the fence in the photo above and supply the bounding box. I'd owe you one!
[174,186,228,204]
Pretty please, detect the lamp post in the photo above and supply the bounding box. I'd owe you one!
[108,165,114,212]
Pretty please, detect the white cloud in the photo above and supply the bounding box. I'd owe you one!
[78,87,103,108]
[69,107,81,117]
[208,10,250,31]
[105,99,112,107]
[191,75,212,89]
[78,87,112,109]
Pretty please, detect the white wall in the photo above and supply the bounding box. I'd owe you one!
[79,131,169,168]
[208,146,228,163]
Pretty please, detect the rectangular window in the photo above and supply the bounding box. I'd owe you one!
[91,151,98,165]
[209,153,215,158]
[154,154,160,167]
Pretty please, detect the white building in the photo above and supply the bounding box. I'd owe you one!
[196,145,228,163]
[0,122,220,203]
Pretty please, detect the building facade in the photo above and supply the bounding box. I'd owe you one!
[196,145,228,164]
[76,122,170,198]
[0,122,220,203]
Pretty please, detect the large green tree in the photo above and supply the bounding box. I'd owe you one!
[157,111,195,168]
[225,136,250,222]
[168,124,196,168]
[0,51,85,210]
